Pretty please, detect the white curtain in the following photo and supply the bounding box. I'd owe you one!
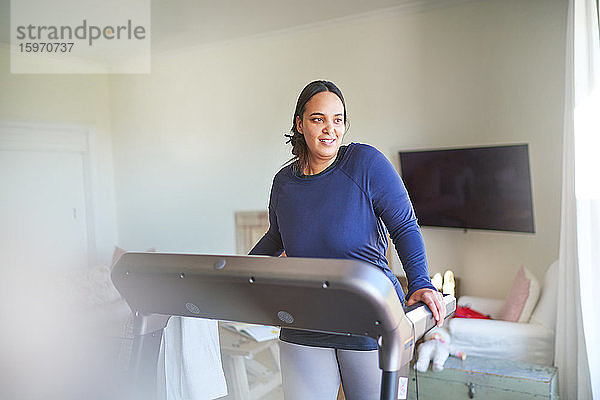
[557,0,600,399]
[574,0,600,397]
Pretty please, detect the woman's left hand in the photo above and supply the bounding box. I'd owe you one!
[406,288,446,327]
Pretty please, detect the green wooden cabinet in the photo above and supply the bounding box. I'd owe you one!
[408,355,558,400]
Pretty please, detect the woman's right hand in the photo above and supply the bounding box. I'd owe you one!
[406,288,446,327]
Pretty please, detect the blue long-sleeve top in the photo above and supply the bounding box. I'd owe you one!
[250,143,435,350]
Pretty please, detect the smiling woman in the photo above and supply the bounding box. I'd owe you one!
[284,80,349,176]
[296,91,346,174]
[250,80,445,400]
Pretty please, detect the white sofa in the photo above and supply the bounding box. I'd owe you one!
[448,260,558,366]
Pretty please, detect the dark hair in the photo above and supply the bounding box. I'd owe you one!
[284,80,349,174]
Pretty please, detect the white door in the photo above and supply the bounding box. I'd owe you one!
[0,149,89,271]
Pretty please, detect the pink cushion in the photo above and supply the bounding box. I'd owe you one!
[500,266,540,322]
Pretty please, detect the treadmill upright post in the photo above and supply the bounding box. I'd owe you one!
[381,371,399,400]
[127,313,170,400]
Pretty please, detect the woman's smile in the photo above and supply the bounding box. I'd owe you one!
[319,137,336,146]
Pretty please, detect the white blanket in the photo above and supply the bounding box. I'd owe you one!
[448,295,555,366]
[157,317,228,400]
[449,317,555,366]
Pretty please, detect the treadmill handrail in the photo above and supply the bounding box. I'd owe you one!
[112,252,453,371]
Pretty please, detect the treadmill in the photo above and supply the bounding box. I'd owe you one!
[112,252,456,400]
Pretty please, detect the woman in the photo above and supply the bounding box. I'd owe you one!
[250,80,444,400]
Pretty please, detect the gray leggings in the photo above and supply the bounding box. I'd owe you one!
[279,341,381,400]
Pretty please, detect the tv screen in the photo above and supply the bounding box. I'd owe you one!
[399,144,534,233]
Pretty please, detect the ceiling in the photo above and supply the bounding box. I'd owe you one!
[0,0,454,53]
[148,0,409,52]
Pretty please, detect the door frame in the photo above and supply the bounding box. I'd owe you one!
[0,121,97,266]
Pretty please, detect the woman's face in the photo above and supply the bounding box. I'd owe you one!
[296,91,345,171]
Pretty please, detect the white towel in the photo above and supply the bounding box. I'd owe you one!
[157,317,228,400]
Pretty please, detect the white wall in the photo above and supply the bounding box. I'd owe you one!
[110,0,567,298]
[0,44,118,266]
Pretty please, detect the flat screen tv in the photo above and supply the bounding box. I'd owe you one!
[399,144,534,233]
